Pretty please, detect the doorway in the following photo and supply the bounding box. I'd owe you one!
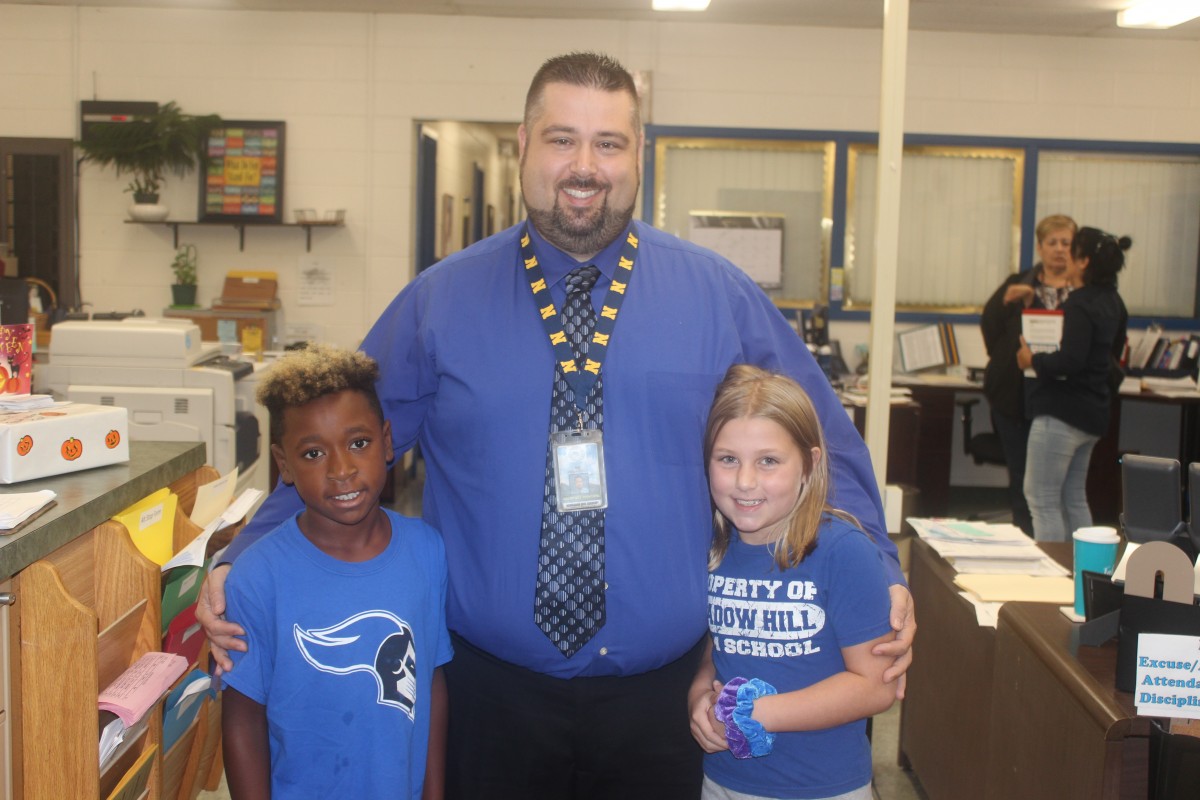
[0,138,77,313]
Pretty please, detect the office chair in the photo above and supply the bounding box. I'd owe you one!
[1184,462,1200,557]
[955,398,1012,525]
[957,398,1006,467]
[1120,454,1187,544]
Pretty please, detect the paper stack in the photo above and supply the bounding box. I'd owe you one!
[0,394,56,411]
[98,651,188,766]
[0,489,56,531]
[907,518,1068,577]
[908,517,1073,627]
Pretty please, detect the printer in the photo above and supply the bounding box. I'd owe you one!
[38,318,267,493]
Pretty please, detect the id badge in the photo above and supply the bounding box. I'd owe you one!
[550,428,608,512]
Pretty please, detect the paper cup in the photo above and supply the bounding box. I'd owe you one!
[1072,526,1120,617]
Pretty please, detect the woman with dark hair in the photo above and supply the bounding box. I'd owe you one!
[1017,227,1130,541]
[980,214,1076,535]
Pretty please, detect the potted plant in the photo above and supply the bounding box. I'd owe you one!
[76,101,222,222]
[170,243,198,307]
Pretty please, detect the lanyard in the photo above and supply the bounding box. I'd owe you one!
[520,223,639,414]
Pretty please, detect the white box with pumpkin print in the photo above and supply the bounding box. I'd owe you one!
[0,402,129,484]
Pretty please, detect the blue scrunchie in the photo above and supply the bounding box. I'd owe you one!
[714,677,777,758]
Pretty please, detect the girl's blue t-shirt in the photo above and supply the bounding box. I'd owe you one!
[705,514,892,799]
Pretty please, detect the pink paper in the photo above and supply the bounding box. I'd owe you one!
[98,651,188,726]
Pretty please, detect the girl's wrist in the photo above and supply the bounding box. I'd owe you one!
[714,677,778,758]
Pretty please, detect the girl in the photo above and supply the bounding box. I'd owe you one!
[1017,227,1131,541]
[689,364,896,800]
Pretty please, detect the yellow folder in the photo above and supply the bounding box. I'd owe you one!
[112,487,177,566]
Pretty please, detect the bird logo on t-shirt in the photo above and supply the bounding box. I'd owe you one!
[294,610,418,718]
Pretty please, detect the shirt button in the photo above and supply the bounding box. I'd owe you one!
[599,647,609,656]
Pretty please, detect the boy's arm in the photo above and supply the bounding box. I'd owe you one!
[422,667,448,800]
[750,631,897,734]
[687,638,728,754]
[222,687,271,800]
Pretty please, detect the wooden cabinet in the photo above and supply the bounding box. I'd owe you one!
[0,579,13,800]
[10,456,227,800]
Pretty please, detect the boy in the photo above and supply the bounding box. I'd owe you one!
[221,344,451,799]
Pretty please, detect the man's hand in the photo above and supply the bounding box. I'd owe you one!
[195,564,245,675]
[873,584,915,699]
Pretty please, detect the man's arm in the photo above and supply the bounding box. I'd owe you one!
[196,483,305,673]
[727,268,915,692]
[729,272,897,579]
[222,687,271,799]
[224,481,305,562]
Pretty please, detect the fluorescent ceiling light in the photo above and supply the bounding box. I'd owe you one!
[1117,0,1200,28]
[652,0,711,11]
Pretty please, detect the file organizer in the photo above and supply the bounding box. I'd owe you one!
[15,465,232,800]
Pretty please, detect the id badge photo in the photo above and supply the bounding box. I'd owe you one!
[550,429,608,512]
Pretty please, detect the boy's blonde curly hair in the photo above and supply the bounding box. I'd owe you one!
[256,343,382,444]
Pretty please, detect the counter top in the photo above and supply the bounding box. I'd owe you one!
[0,440,205,581]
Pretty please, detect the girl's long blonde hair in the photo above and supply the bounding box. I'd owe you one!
[704,364,858,571]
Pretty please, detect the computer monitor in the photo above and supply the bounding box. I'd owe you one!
[897,322,959,373]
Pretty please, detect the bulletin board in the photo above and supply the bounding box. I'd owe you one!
[688,211,784,288]
[199,121,286,224]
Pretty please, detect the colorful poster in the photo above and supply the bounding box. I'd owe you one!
[199,121,285,224]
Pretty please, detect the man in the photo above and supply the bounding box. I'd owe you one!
[200,52,914,799]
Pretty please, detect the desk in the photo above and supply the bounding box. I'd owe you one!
[895,376,984,517]
[899,538,1151,800]
[896,376,1200,524]
[897,536,998,800]
[987,603,1150,800]
[844,399,921,487]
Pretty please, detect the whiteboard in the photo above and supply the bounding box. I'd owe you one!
[688,212,784,288]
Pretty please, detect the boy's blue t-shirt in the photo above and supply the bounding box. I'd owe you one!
[224,509,452,799]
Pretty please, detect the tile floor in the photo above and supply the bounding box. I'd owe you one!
[199,471,940,800]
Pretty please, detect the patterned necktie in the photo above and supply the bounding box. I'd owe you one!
[534,265,606,657]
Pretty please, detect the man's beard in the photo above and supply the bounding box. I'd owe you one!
[525,178,635,258]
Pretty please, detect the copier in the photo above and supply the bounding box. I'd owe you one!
[37,318,267,493]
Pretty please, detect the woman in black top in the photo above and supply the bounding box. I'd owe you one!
[980,214,1075,535]
[1017,227,1130,542]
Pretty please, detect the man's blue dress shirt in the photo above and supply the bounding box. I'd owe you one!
[228,221,899,678]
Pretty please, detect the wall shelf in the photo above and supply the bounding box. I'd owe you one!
[126,220,343,252]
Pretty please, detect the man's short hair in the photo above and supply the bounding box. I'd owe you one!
[524,51,641,130]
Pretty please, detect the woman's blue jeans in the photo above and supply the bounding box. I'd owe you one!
[1024,415,1099,542]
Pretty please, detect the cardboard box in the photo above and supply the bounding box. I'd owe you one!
[213,270,281,311]
[0,402,129,483]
